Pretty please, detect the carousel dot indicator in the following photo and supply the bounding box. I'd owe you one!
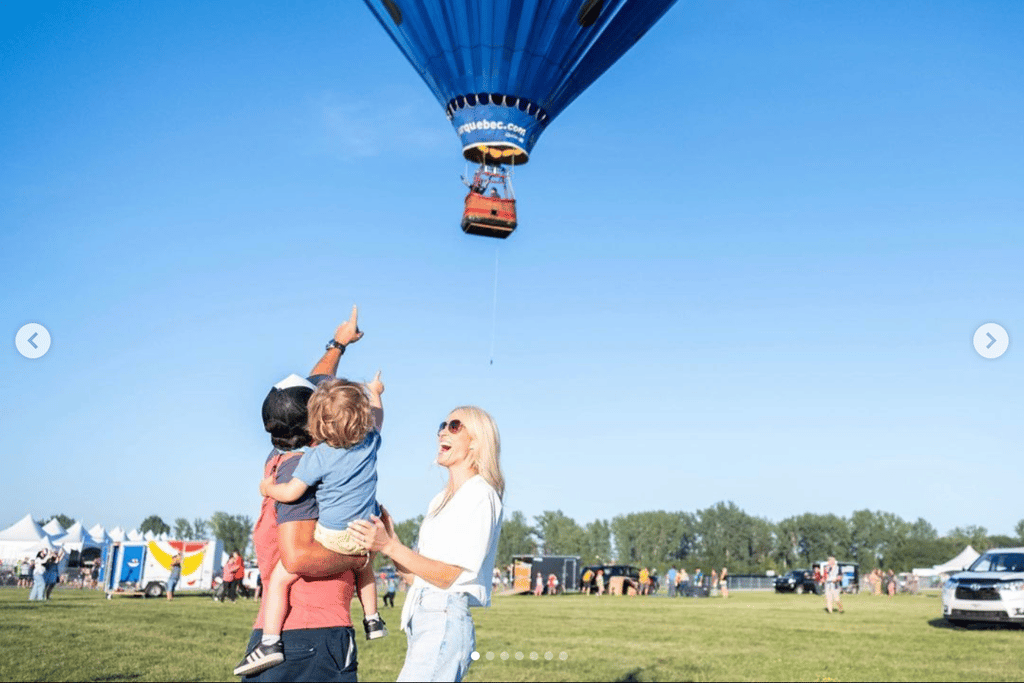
[471,651,480,661]
[560,652,569,660]
[515,652,524,660]
[545,652,553,660]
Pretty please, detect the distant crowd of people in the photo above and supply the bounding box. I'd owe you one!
[574,565,731,598]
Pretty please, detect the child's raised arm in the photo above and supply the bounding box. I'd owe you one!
[366,370,384,430]
[260,475,310,503]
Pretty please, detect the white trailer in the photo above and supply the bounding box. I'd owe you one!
[101,539,223,598]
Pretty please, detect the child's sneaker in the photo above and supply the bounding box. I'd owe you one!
[233,641,284,677]
[364,616,388,640]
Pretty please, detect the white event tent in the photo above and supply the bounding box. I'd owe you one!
[88,524,111,545]
[41,518,66,540]
[0,515,50,563]
[932,545,980,574]
[59,522,103,555]
[913,545,981,578]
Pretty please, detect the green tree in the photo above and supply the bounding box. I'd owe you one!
[947,525,988,552]
[192,517,209,539]
[611,511,697,569]
[139,515,170,536]
[1016,519,1024,543]
[497,511,537,568]
[534,510,585,556]
[172,518,194,539]
[208,512,253,557]
[393,515,424,551]
[581,519,612,567]
[777,513,850,567]
[986,535,1017,548]
[694,502,777,573]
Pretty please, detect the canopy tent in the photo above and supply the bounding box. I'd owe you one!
[41,519,66,539]
[0,514,49,563]
[58,522,103,553]
[127,529,143,541]
[108,527,127,542]
[88,524,110,544]
[932,545,980,574]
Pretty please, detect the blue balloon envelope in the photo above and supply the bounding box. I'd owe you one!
[363,0,679,165]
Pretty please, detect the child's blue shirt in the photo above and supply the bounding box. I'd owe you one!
[291,429,381,531]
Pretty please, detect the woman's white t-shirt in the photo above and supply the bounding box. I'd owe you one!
[400,475,503,629]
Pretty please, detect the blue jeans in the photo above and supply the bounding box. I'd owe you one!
[398,590,475,682]
[29,577,45,601]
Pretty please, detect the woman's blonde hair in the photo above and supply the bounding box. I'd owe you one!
[432,405,504,515]
[307,379,374,449]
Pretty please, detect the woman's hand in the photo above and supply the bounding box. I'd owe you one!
[349,507,397,555]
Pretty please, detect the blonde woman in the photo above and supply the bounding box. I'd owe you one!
[350,406,504,682]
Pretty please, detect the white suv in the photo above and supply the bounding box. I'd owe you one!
[942,547,1024,627]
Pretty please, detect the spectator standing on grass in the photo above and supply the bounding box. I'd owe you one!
[90,558,101,589]
[580,567,594,594]
[666,566,677,597]
[596,569,605,596]
[166,549,183,601]
[224,550,243,603]
[19,557,31,588]
[43,549,64,600]
[710,569,718,597]
[639,567,649,595]
[824,556,844,614]
[719,567,729,598]
[383,573,398,608]
[534,572,544,596]
[28,551,47,601]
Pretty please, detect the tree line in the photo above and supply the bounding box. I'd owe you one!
[392,503,1024,574]
[43,504,1024,575]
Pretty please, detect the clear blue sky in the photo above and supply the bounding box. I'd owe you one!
[2,1,1021,540]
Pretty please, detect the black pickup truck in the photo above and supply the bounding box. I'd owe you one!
[774,569,820,594]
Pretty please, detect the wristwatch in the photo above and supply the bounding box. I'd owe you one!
[326,339,346,354]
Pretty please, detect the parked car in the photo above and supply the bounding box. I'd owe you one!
[774,569,819,595]
[942,547,1024,627]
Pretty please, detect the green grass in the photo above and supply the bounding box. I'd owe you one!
[0,588,1020,681]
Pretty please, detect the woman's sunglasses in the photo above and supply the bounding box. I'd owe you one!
[438,419,464,435]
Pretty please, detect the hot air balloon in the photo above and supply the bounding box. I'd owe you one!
[363,0,679,238]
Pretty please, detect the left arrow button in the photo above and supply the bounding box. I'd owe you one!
[16,324,51,359]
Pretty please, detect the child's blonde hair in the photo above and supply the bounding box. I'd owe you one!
[307,379,374,449]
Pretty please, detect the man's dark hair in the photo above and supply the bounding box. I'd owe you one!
[262,385,314,451]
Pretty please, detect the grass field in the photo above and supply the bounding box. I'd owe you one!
[0,587,1020,681]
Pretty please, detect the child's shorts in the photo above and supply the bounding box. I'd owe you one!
[314,522,367,556]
